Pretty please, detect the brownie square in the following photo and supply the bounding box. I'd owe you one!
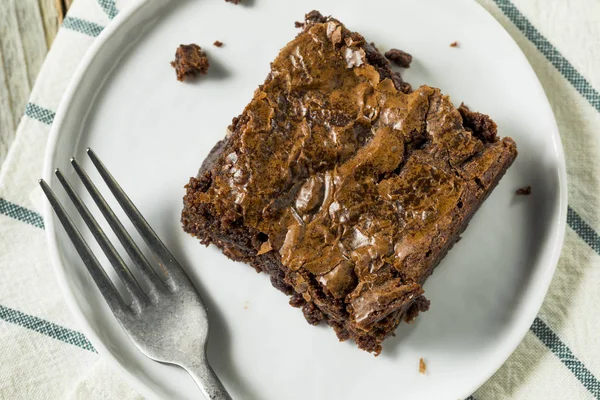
[182,11,517,354]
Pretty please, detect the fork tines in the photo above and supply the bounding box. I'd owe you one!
[40,148,178,313]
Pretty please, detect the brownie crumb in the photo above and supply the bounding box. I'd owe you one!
[385,48,413,68]
[171,44,209,82]
[213,40,224,47]
[450,41,459,47]
[225,0,240,4]
[419,358,427,374]
[516,186,532,195]
[294,21,305,28]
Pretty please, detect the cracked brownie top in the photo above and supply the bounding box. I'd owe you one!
[187,15,516,332]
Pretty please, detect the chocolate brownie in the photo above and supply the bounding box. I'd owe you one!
[182,11,517,354]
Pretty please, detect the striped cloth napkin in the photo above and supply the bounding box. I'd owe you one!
[1,0,598,398]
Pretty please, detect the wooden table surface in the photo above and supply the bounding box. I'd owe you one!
[0,0,72,165]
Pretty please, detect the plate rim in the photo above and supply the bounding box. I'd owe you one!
[42,0,569,398]
[42,1,167,399]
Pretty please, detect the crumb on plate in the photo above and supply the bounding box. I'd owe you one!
[516,186,532,195]
[419,358,427,374]
[170,44,209,82]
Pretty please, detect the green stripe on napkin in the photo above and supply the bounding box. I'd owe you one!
[62,17,104,38]
[0,198,44,229]
[0,304,96,353]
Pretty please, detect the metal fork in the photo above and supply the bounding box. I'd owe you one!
[40,148,232,400]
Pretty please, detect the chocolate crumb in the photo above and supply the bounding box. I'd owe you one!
[384,48,413,68]
[450,41,459,47]
[171,44,209,82]
[213,40,224,47]
[224,0,240,4]
[295,21,305,28]
[419,358,427,374]
[516,186,532,195]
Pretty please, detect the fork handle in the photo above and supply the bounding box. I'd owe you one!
[182,357,233,400]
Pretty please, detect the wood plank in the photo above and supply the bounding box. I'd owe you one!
[0,47,16,165]
[53,0,74,23]
[15,0,48,87]
[0,1,31,132]
[0,0,66,164]
[39,0,61,46]
[0,0,49,162]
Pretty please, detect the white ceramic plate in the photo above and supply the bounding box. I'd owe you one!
[43,0,567,399]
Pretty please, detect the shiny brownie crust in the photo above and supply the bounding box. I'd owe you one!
[182,11,517,354]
